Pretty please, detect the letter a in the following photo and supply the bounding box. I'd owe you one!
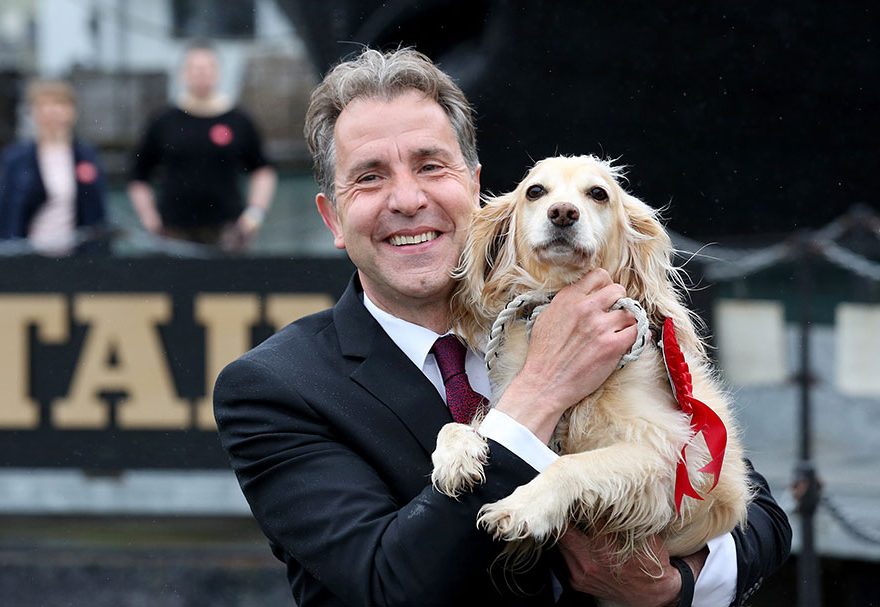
[54,295,189,429]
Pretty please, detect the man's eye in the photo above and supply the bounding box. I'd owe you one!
[357,174,379,184]
[421,163,441,172]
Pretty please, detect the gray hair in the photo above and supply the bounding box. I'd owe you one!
[304,47,479,203]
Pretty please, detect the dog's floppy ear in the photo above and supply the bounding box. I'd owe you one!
[615,192,704,356]
[452,191,519,344]
[617,193,672,304]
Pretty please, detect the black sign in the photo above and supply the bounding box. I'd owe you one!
[0,255,354,469]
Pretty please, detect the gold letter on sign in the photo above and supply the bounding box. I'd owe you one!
[194,294,261,430]
[0,295,67,428]
[53,294,189,429]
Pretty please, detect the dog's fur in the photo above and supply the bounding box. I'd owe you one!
[431,155,751,573]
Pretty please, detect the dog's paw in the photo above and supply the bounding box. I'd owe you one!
[431,423,489,498]
[478,484,568,543]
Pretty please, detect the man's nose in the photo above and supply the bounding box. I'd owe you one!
[388,173,428,215]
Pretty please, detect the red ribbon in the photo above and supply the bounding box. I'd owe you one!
[661,317,728,514]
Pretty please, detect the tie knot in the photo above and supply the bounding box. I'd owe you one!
[432,335,467,383]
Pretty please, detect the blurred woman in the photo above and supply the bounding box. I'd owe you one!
[0,79,107,255]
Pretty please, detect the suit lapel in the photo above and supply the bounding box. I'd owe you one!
[334,275,453,456]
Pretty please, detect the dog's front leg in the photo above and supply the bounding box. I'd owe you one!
[431,422,489,498]
[478,443,672,545]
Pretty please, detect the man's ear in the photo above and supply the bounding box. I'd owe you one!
[472,164,482,206]
[315,193,345,250]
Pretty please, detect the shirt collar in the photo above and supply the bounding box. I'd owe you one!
[362,291,492,401]
[363,292,445,370]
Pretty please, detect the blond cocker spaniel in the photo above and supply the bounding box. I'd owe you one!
[431,155,751,572]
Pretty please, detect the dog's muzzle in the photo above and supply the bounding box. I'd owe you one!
[548,202,579,228]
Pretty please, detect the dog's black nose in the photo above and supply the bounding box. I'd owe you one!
[548,202,579,227]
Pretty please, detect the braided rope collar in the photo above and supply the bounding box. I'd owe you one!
[484,291,650,371]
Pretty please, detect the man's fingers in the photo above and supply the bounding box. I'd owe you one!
[569,268,613,295]
[614,324,641,360]
[611,311,638,333]
[595,283,628,311]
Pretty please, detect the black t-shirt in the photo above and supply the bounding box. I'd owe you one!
[131,106,271,227]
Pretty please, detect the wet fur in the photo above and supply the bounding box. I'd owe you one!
[431,156,752,577]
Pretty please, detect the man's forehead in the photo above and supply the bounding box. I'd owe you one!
[334,93,462,167]
[337,92,450,130]
[33,95,74,106]
[345,142,457,166]
[185,49,217,64]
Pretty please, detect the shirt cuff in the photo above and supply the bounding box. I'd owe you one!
[693,533,737,607]
[477,409,559,472]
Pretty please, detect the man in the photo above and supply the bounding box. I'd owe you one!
[128,42,276,251]
[214,48,790,606]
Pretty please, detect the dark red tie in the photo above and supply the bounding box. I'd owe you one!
[432,335,488,424]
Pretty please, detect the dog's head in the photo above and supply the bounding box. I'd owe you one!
[453,155,702,353]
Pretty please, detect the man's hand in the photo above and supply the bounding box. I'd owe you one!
[220,216,258,252]
[494,269,639,443]
[557,529,686,607]
[127,181,163,234]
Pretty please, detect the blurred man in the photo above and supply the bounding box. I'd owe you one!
[128,42,277,252]
[0,79,107,255]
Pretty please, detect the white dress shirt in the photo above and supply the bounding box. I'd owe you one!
[362,292,736,606]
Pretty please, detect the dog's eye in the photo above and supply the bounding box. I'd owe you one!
[526,184,546,201]
[588,186,608,202]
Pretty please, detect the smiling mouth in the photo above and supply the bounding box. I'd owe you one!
[388,231,440,246]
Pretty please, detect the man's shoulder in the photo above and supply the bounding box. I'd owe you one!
[144,105,181,128]
[225,106,258,125]
[214,306,343,401]
[239,306,338,367]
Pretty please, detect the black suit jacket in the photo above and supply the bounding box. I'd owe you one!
[214,275,790,607]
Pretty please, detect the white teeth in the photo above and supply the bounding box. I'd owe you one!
[389,231,439,246]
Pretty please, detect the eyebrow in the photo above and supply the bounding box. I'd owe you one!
[344,159,384,181]
[343,146,456,182]
[413,146,454,162]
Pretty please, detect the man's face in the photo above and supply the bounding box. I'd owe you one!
[316,91,481,318]
[182,49,220,98]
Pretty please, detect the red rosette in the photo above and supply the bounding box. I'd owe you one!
[75,161,98,184]
[662,317,728,514]
[209,123,234,146]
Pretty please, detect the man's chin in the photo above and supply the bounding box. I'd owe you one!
[363,265,453,298]
[393,270,454,298]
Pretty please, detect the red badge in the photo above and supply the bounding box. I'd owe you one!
[661,317,728,514]
[75,161,98,184]
[209,124,234,146]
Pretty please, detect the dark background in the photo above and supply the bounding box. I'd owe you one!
[278,0,878,238]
